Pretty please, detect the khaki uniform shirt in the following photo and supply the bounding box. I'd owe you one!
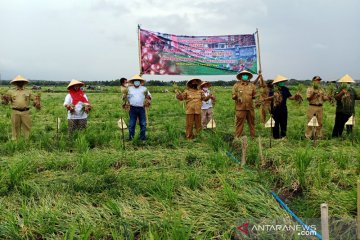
[306,87,327,105]
[120,86,128,102]
[178,88,208,114]
[7,87,35,109]
[232,82,256,110]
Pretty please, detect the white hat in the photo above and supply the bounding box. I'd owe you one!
[67,79,84,89]
[272,75,288,84]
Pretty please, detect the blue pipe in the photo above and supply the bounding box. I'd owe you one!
[271,191,323,239]
[226,151,241,164]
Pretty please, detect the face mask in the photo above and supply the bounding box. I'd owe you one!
[242,75,249,81]
[134,81,141,87]
[202,87,208,91]
[278,82,285,87]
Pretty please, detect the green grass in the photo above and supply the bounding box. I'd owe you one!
[0,86,358,239]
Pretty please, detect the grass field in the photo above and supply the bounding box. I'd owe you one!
[0,85,359,239]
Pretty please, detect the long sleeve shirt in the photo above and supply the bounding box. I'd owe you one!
[232,82,256,110]
[7,87,36,109]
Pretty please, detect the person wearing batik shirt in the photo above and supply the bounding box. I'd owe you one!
[64,79,91,134]
[200,81,216,129]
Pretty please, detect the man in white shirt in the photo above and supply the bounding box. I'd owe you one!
[127,75,151,140]
[200,82,216,129]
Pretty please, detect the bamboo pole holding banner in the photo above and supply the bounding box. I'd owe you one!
[255,28,262,74]
[138,24,142,75]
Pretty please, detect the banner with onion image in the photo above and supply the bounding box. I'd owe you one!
[139,28,258,75]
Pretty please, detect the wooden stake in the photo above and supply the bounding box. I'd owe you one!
[321,203,329,240]
[270,115,273,148]
[357,180,360,240]
[241,136,247,167]
[258,137,265,166]
[120,117,125,150]
[352,114,355,145]
[313,114,317,147]
[145,107,149,126]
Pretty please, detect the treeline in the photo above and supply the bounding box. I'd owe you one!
[0,79,348,87]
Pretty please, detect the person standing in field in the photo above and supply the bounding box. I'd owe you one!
[4,75,41,140]
[200,81,216,129]
[64,79,92,134]
[267,75,299,139]
[176,78,211,139]
[332,74,360,137]
[127,75,151,141]
[232,70,257,138]
[305,76,329,139]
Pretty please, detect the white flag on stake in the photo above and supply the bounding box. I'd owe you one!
[307,116,319,127]
[345,115,355,126]
[118,118,128,129]
[265,117,275,128]
[206,119,216,129]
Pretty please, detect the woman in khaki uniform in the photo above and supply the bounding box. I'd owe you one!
[232,70,257,138]
[176,78,211,139]
[5,75,41,140]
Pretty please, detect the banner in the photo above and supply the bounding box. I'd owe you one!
[139,28,258,75]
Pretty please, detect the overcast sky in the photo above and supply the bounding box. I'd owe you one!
[0,0,359,82]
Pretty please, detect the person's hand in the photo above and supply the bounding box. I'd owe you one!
[144,101,151,108]
[84,104,92,113]
[34,101,41,110]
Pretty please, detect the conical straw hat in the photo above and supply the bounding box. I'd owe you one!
[236,70,253,81]
[345,115,355,126]
[10,75,29,84]
[117,118,128,129]
[272,75,288,84]
[186,78,202,88]
[206,119,216,129]
[200,81,211,88]
[129,74,145,83]
[338,74,355,83]
[265,117,275,128]
[67,79,84,89]
[307,116,319,127]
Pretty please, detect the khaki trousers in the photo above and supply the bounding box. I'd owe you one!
[235,110,255,138]
[201,108,213,129]
[186,114,201,139]
[11,110,31,140]
[305,105,323,139]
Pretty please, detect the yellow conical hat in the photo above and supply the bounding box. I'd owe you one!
[338,74,355,83]
[67,79,84,89]
[10,75,29,84]
[272,75,288,84]
[307,116,319,127]
[186,78,202,88]
[129,74,145,83]
[236,70,253,81]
